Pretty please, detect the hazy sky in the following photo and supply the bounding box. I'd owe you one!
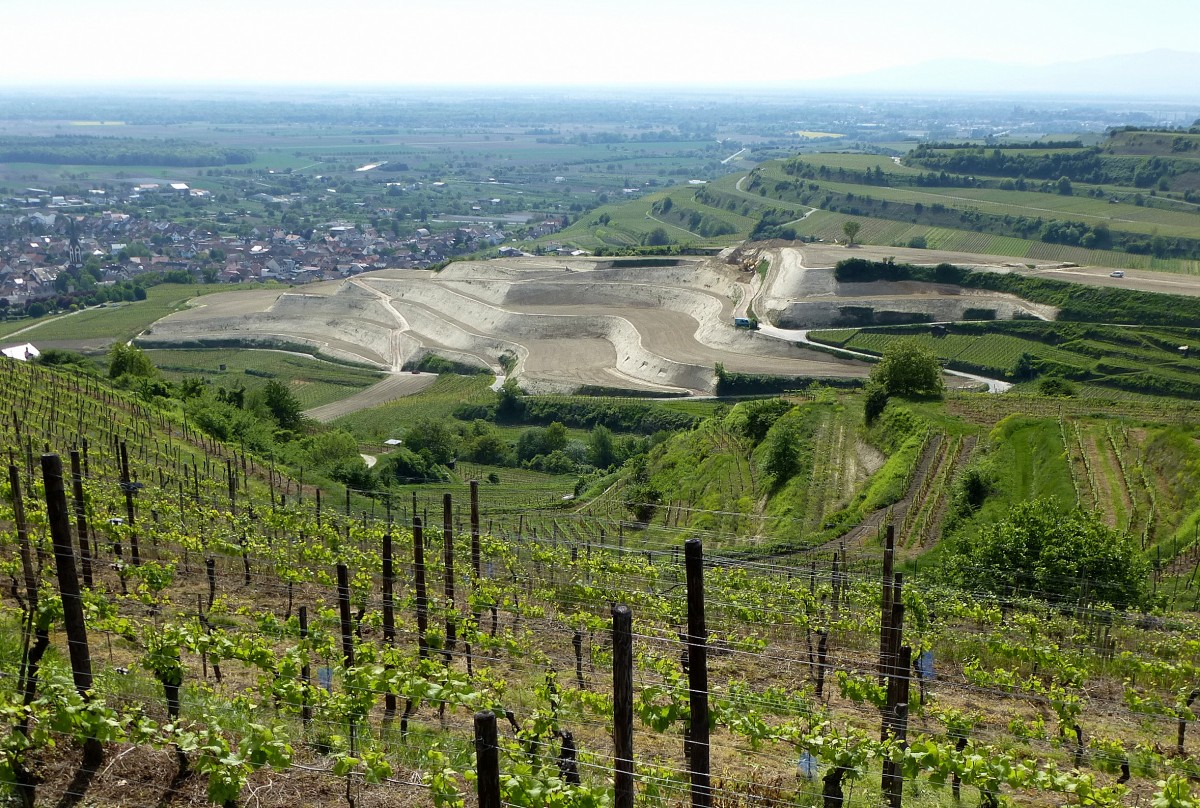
[9,0,1199,87]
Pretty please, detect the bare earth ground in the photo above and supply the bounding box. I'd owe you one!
[142,245,1200,398]
[143,253,867,395]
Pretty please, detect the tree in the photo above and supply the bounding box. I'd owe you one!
[869,339,943,399]
[949,499,1148,609]
[760,419,801,487]
[1038,376,1076,397]
[461,421,515,466]
[107,342,156,380]
[1009,351,1036,381]
[842,220,861,246]
[403,418,459,466]
[516,422,568,463]
[588,425,616,469]
[1057,175,1074,196]
[377,447,442,484]
[261,379,305,431]
[863,380,888,424]
[495,378,526,421]
[644,227,670,247]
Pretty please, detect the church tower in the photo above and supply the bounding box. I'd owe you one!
[67,218,83,267]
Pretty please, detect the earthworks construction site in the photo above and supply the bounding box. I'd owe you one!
[141,246,1056,396]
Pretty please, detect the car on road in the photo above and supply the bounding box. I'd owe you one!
[1111,270,1125,278]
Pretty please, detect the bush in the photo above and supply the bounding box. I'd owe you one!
[869,339,944,399]
[962,308,996,320]
[948,499,1148,609]
[377,447,445,484]
[863,381,888,424]
[724,398,794,444]
[1038,376,1077,397]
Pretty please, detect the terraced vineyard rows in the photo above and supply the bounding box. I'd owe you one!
[3,361,1200,808]
[813,323,1200,402]
[901,433,972,551]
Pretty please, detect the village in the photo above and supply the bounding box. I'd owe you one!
[0,186,569,312]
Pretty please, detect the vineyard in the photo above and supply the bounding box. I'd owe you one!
[4,360,1200,808]
[809,323,1200,401]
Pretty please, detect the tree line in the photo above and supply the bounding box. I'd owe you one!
[0,136,254,167]
[756,177,1200,260]
[906,145,1189,189]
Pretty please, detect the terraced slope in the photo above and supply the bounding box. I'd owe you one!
[142,255,872,395]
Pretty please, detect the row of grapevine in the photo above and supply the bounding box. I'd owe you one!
[2,360,1200,808]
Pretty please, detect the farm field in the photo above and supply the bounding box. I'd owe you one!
[145,347,386,411]
[5,283,281,351]
[5,358,1200,808]
[331,374,498,441]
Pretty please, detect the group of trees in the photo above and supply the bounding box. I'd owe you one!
[0,135,254,166]
[648,198,738,239]
[749,208,798,241]
[907,144,1190,190]
[374,416,646,485]
[774,177,1200,259]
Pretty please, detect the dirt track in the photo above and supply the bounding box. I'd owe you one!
[303,372,437,422]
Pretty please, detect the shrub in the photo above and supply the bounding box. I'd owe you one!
[947,499,1149,609]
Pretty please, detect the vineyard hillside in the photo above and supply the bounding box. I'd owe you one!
[3,360,1200,808]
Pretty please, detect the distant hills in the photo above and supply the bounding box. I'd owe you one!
[812,49,1200,99]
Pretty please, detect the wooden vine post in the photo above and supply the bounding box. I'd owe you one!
[382,520,396,718]
[684,539,711,808]
[69,450,93,588]
[298,605,312,727]
[468,480,481,675]
[413,517,429,659]
[880,571,909,808]
[42,454,104,772]
[336,563,356,756]
[336,563,355,668]
[119,441,141,566]
[442,493,456,663]
[9,464,35,604]
[612,604,635,808]
[879,524,895,683]
[474,710,501,808]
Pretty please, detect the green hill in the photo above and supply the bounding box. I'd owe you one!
[555,128,1200,273]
